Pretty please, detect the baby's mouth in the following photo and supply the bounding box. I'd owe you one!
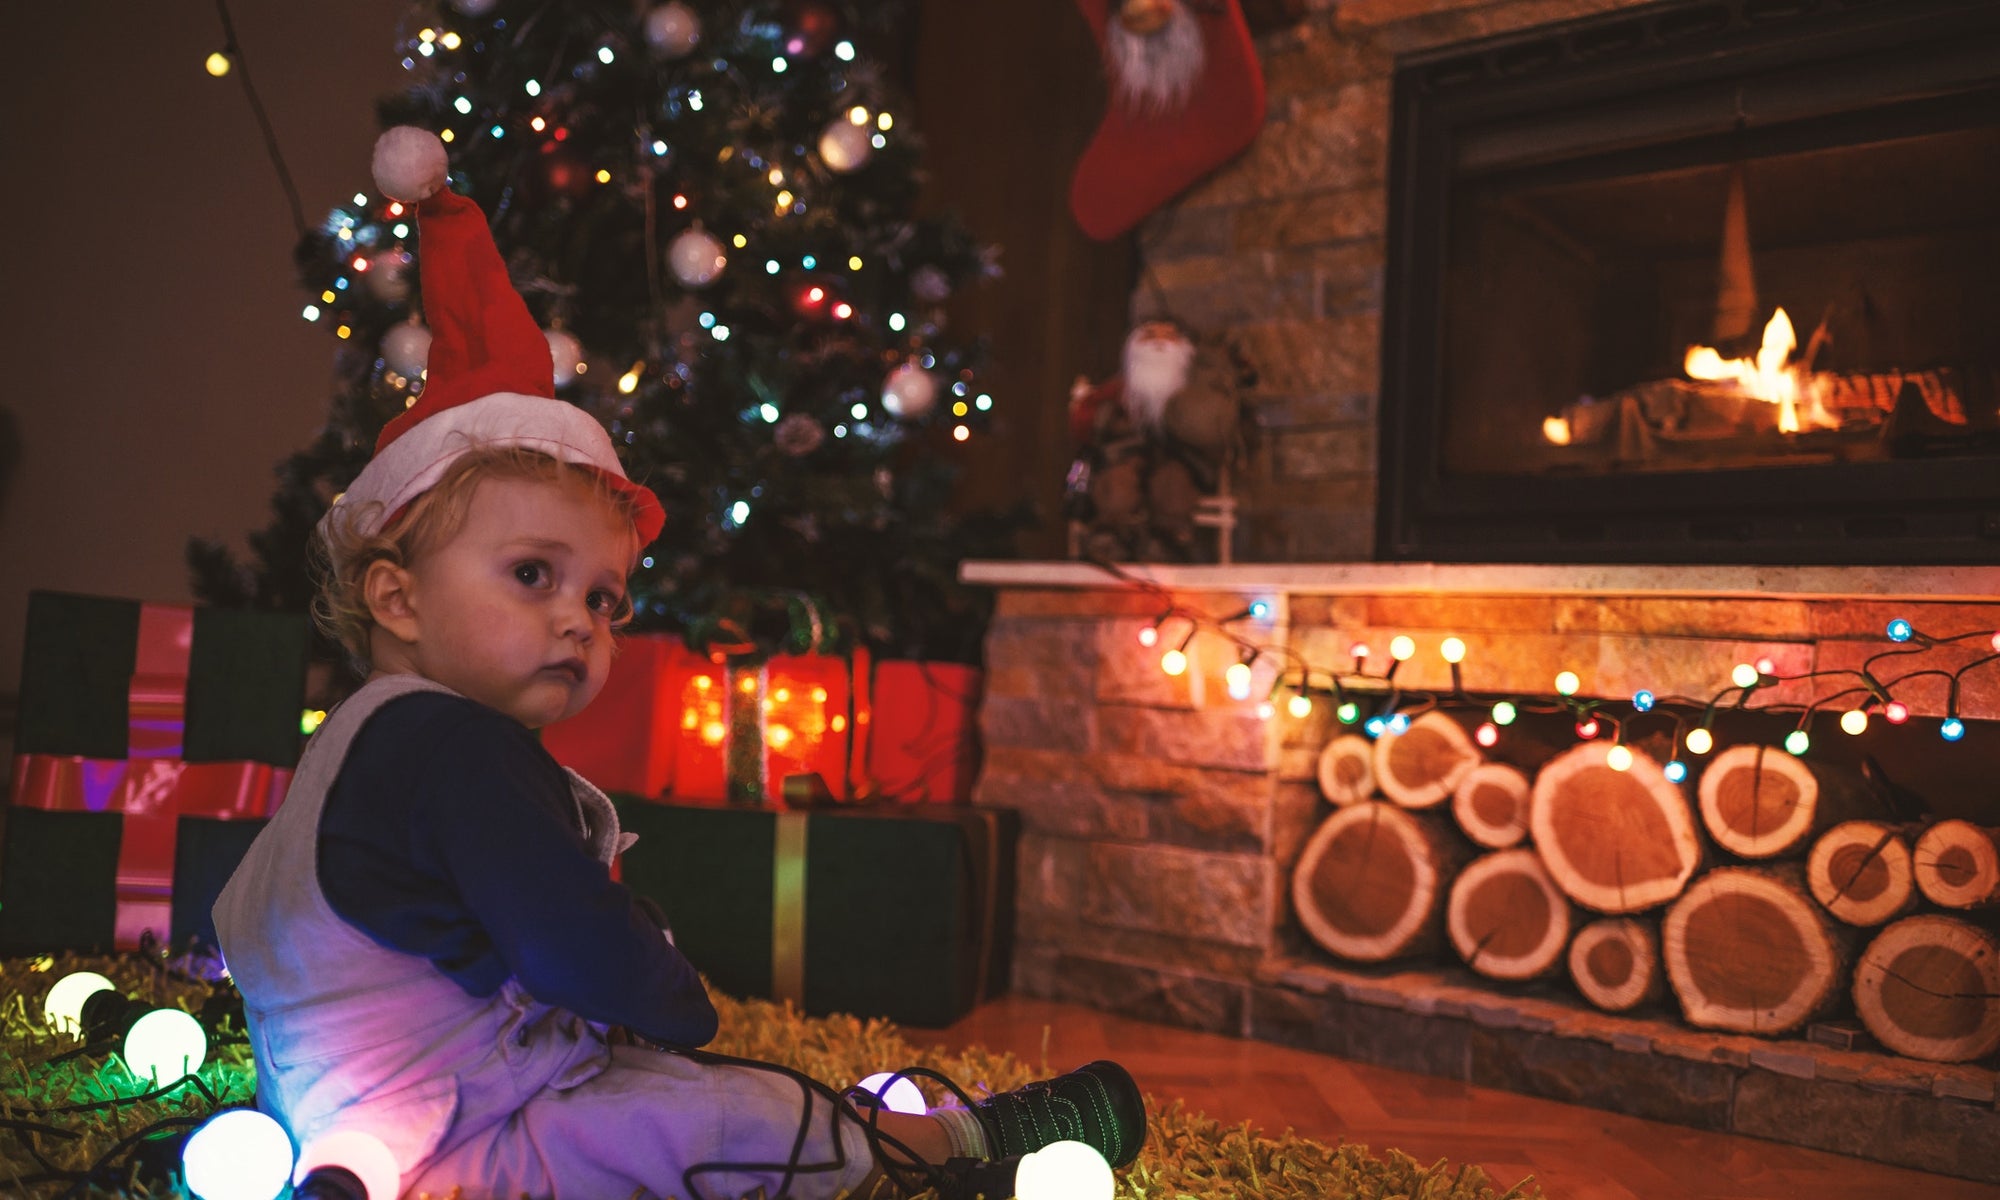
[543,658,587,684]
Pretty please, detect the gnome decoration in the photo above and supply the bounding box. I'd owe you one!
[1070,0,1266,240]
[1066,320,1251,563]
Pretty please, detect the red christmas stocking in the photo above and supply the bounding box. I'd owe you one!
[1069,0,1266,241]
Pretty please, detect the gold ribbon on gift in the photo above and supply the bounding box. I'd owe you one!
[770,810,809,1007]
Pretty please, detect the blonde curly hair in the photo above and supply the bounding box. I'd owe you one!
[313,444,646,673]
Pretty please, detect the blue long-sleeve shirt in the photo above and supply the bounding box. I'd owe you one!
[316,690,717,1048]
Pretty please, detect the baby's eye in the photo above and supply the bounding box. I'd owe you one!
[513,561,549,588]
[587,589,625,617]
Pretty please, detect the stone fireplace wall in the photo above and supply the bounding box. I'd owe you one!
[967,563,2000,1180]
[1143,0,1656,560]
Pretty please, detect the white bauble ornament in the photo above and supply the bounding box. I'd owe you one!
[363,248,413,303]
[381,320,432,379]
[881,361,938,420]
[546,328,586,388]
[371,126,449,203]
[817,118,873,174]
[448,0,500,15]
[644,2,702,58]
[668,226,728,288]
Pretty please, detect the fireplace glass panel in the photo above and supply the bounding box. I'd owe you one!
[1442,124,2000,481]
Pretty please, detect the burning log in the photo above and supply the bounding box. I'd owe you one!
[1662,864,1859,1036]
[1806,821,1921,927]
[1373,710,1480,810]
[1290,801,1471,963]
[1315,733,1376,807]
[1696,744,1883,860]
[1851,914,2000,1063]
[1451,761,1532,849]
[1529,741,1704,914]
[1568,916,1666,1013]
[1447,848,1573,981]
[1912,820,2000,909]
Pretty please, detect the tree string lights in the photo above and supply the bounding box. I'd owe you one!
[1092,560,1997,776]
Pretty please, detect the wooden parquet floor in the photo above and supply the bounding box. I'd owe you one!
[906,995,2000,1200]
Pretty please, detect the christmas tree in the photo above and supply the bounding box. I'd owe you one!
[189,0,1016,671]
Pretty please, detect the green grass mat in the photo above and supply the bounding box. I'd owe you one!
[2,955,1537,1199]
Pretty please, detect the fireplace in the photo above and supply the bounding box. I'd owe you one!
[1377,0,2000,564]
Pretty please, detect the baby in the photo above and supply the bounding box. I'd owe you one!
[211,126,1145,1199]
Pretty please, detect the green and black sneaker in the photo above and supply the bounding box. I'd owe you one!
[971,1059,1148,1169]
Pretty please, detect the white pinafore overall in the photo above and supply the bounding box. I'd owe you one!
[213,674,875,1199]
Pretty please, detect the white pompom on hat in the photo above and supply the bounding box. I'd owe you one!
[323,127,664,563]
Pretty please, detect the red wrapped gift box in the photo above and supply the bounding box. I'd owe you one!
[869,661,983,803]
[9,602,291,946]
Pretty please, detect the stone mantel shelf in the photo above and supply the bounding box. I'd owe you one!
[961,560,2000,603]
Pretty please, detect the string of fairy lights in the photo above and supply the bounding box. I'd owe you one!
[1095,561,1995,784]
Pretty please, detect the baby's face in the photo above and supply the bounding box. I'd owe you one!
[393,473,636,728]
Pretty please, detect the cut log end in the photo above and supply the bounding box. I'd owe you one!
[1569,917,1664,1012]
[1448,848,1572,981]
[1853,915,2000,1063]
[1291,803,1467,963]
[1452,762,1532,849]
[1913,820,2000,909]
[1316,734,1376,807]
[1663,865,1850,1036]
[1374,711,1480,810]
[1530,741,1703,914]
[1697,744,1877,860]
[1807,821,1918,927]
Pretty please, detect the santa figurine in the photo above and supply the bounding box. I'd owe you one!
[1066,320,1248,562]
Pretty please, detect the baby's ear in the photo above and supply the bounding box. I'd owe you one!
[362,559,420,644]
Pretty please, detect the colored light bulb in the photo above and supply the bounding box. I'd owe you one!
[1160,649,1188,677]
[184,1109,294,1200]
[1287,692,1312,719]
[1576,718,1600,740]
[1606,744,1633,771]
[1475,722,1498,747]
[1136,624,1158,648]
[1885,701,1910,724]
[1731,663,1760,688]
[1389,635,1416,661]
[1439,637,1466,664]
[1887,618,1913,642]
[1756,657,1776,676]
[1336,701,1360,724]
[1554,671,1580,696]
[1491,701,1517,726]
[1840,709,1868,736]
[1225,661,1253,701]
[1387,712,1411,734]
[295,1131,399,1200]
[1942,718,1966,742]
[1248,600,1271,620]
[1663,759,1689,783]
[1632,690,1654,712]
[1685,727,1714,755]
[1348,642,1370,660]
[1363,715,1388,738]
[1784,729,1810,755]
[1256,701,1275,720]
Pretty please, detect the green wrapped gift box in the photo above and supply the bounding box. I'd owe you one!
[613,800,1018,1028]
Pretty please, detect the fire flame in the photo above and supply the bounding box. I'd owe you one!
[1684,307,1809,433]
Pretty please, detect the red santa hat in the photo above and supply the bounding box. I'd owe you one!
[322,126,665,561]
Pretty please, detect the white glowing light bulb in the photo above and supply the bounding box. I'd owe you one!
[122,1008,207,1084]
[855,1072,928,1115]
[1287,692,1312,719]
[1015,1140,1114,1200]
[1439,637,1466,664]
[1840,709,1868,736]
[1554,671,1580,696]
[43,971,116,1035]
[1160,649,1188,677]
[1685,727,1714,756]
[1605,744,1634,772]
[1731,662,1760,688]
[1136,625,1159,648]
[1389,635,1416,661]
[183,1109,295,1200]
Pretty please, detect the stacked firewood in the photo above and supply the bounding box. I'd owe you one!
[1290,714,2000,1063]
